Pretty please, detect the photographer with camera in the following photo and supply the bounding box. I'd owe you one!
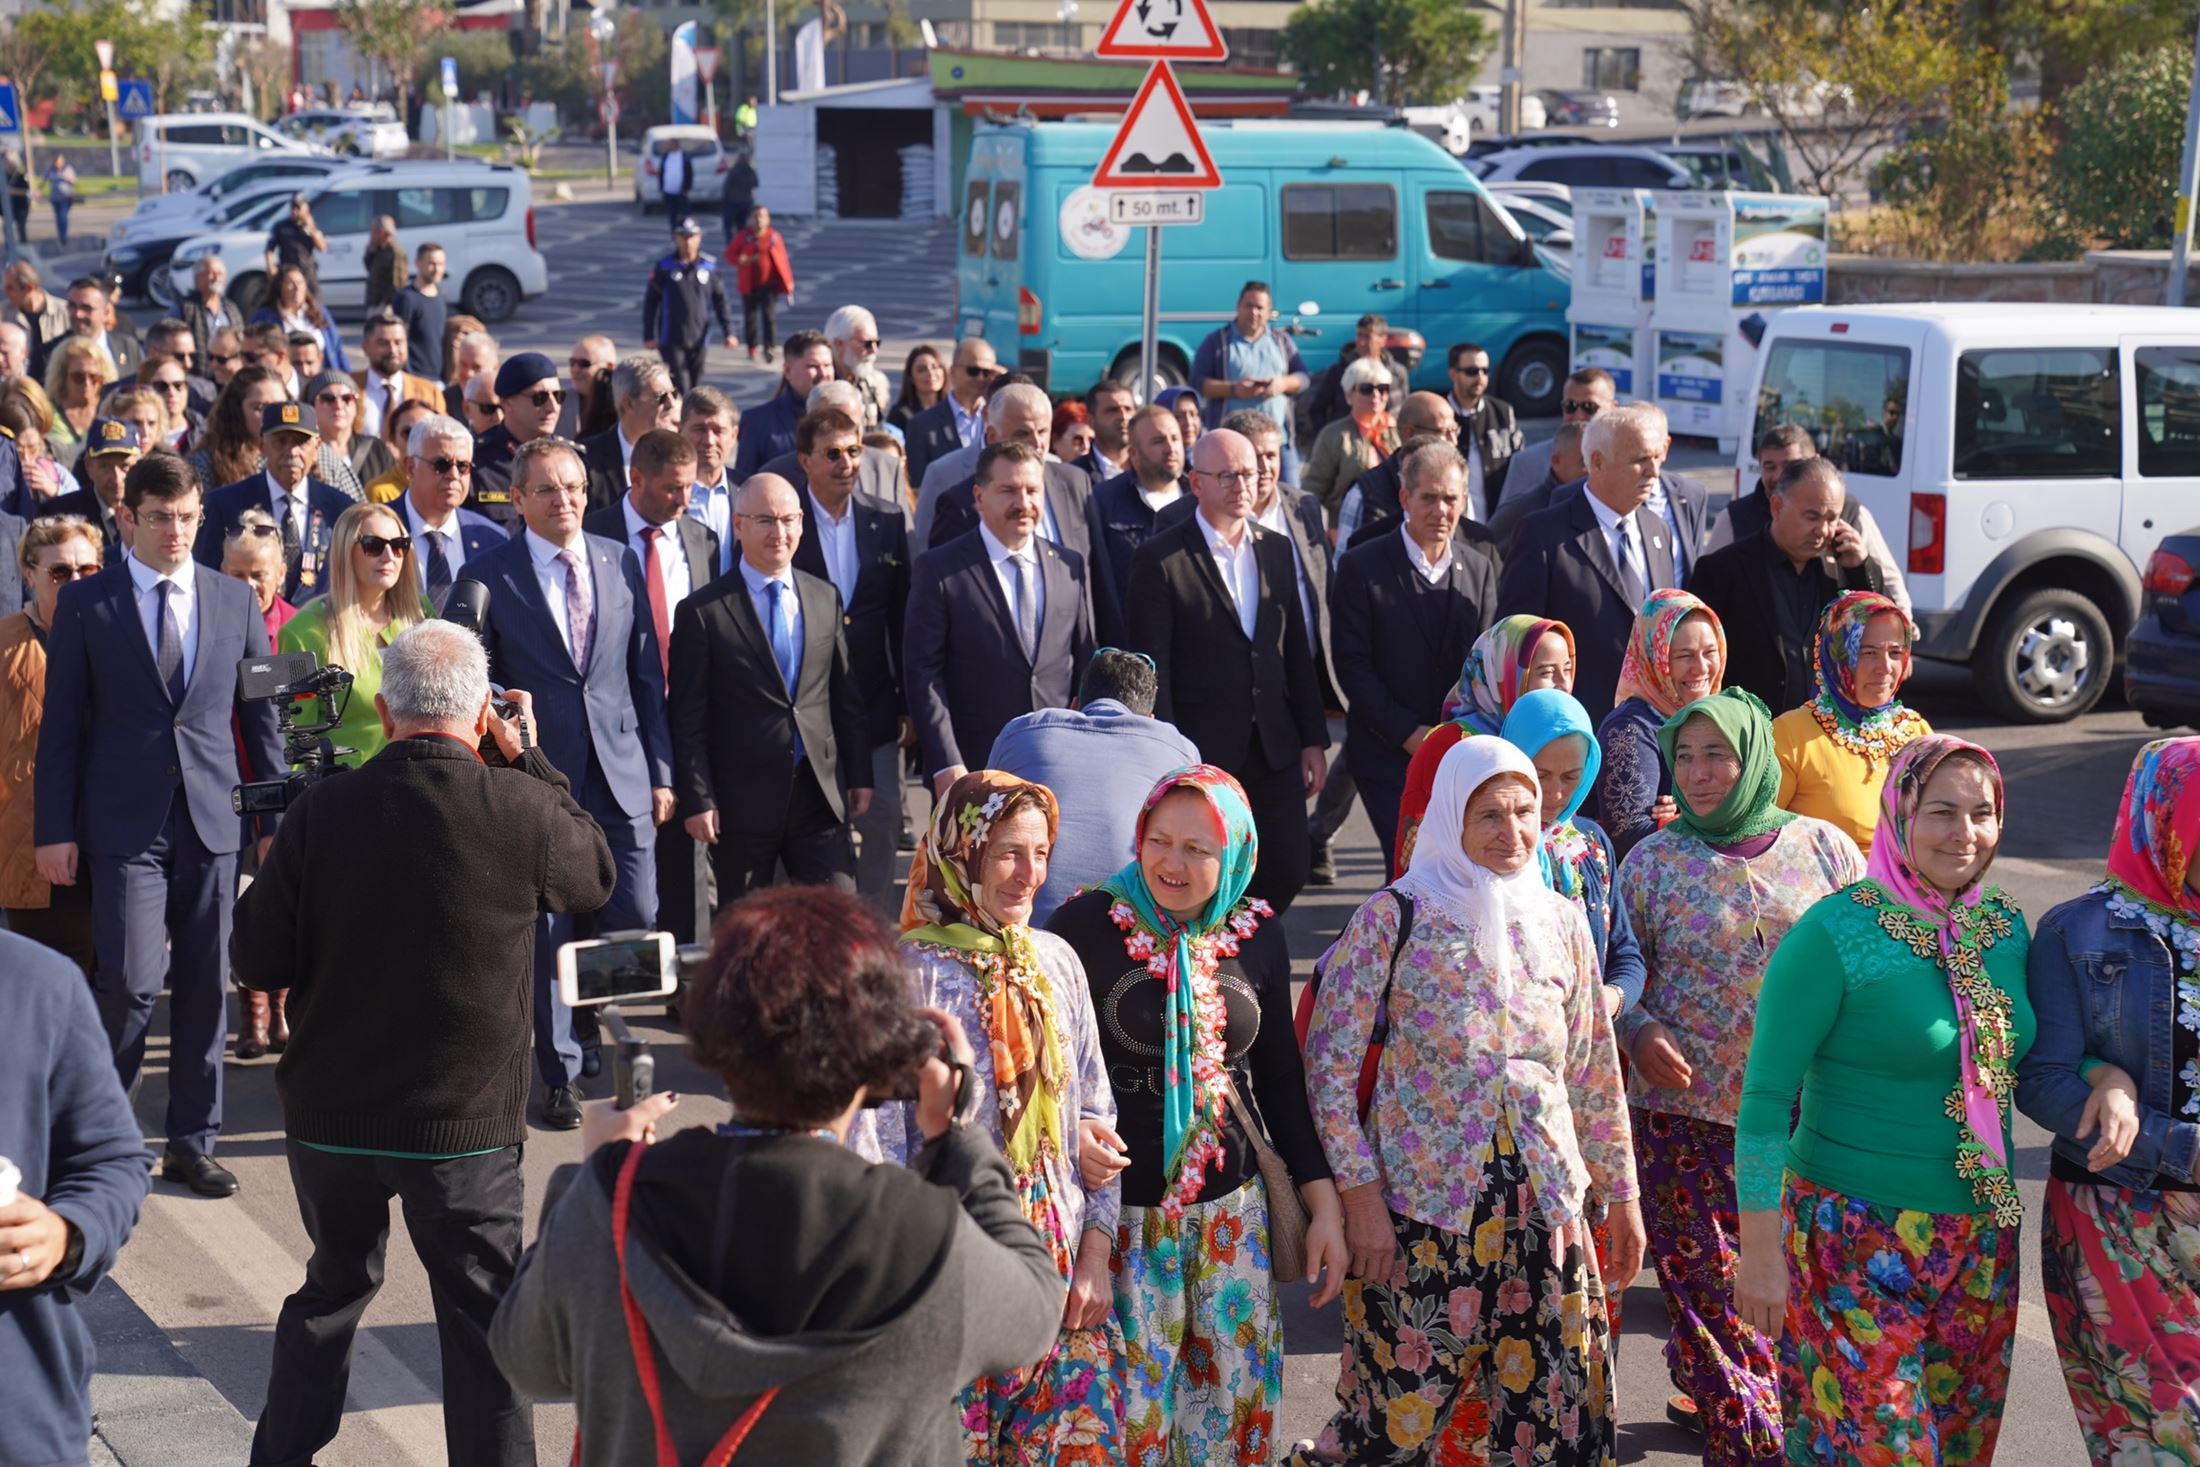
[490,885,1067,1466]
[231,619,615,1467]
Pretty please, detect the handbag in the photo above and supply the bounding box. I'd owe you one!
[1221,1072,1310,1285]
[1290,889,1418,1121]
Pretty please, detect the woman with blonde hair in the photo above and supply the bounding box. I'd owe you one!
[42,336,116,453]
[275,501,425,767]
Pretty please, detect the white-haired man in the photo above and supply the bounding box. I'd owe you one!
[824,304,891,430]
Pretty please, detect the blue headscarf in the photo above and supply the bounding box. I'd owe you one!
[1501,688,1604,900]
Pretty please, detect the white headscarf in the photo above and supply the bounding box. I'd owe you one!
[1397,736,1548,988]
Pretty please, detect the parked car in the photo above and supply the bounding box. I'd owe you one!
[169,159,547,322]
[1488,193,1573,252]
[1454,87,1547,138]
[1533,90,1621,128]
[1680,80,1756,119]
[636,125,732,211]
[2128,529,2200,730]
[958,120,1575,415]
[114,155,362,236]
[1654,141,1768,191]
[106,183,300,307]
[136,112,321,194]
[277,106,409,159]
[1468,145,1693,190]
[1485,180,1574,220]
[1740,303,2200,722]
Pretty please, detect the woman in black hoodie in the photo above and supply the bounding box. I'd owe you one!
[490,886,1065,1466]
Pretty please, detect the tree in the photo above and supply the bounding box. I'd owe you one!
[2035,43,2194,253]
[1280,0,1491,108]
[333,0,449,126]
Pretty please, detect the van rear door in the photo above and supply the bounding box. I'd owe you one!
[2120,337,2200,573]
[958,133,1023,346]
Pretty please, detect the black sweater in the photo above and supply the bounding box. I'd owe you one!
[232,737,616,1153]
[1048,889,1331,1207]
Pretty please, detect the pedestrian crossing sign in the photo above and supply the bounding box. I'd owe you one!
[116,80,154,121]
[0,84,18,134]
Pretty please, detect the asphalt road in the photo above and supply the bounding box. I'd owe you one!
[86,193,2145,1465]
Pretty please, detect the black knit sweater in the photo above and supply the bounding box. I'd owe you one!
[232,737,616,1153]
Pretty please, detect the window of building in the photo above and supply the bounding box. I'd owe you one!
[1581,47,1642,92]
[1955,346,2120,480]
[1219,27,1281,67]
[1281,183,1396,260]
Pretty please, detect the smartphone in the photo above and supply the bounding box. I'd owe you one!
[555,933,678,1009]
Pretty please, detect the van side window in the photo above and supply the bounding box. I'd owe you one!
[167,124,221,147]
[1753,340,1911,478]
[466,188,510,222]
[1425,190,1525,268]
[391,187,462,229]
[1282,184,1396,261]
[963,180,990,260]
[311,190,374,236]
[1955,347,2119,480]
[992,182,1020,263]
[2136,346,2200,478]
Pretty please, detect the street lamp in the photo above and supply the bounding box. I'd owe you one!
[591,10,618,186]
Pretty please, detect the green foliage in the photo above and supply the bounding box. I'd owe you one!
[1280,0,1491,108]
[2034,42,2194,253]
[1869,67,2050,261]
[4,0,217,121]
[333,0,448,118]
[511,14,667,131]
[433,30,518,105]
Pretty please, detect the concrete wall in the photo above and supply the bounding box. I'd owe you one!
[1825,250,2200,308]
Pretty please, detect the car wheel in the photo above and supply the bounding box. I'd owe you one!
[164,169,196,193]
[1497,337,1567,419]
[145,266,179,311]
[1109,344,1187,404]
[1973,586,2114,722]
[462,266,521,324]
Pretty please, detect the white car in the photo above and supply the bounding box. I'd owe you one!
[1469,145,1692,190]
[136,112,322,194]
[1456,87,1548,138]
[110,184,303,308]
[170,160,548,322]
[278,107,410,160]
[636,125,732,212]
[114,156,363,239]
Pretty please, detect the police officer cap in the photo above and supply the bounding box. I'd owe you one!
[261,399,317,437]
[495,351,560,399]
[674,216,703,237]
[86,417,141,456]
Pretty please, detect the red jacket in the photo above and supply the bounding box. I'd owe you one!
[729,228,793,298]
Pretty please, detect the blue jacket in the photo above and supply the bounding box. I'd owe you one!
[2018,888,2200,1192]
[1572,815,1646,1012]
[729,385,804,484]
[642,253,733,351]
[0,932,152,1467]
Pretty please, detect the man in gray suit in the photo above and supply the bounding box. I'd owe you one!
[758,380,902,502]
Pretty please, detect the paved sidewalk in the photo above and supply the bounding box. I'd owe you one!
[82,1279,256,1465]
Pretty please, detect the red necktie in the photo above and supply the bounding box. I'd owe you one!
[641,526,671,682]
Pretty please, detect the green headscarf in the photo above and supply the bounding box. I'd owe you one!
[1655,687,1797,843]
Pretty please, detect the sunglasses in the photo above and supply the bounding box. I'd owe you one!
[526,387,566,409]
[358,533,412,558]
[855,338,880,351]
[570,357,608,372]
[1452,365,1490,377]
[155,378,188,392]
[237,522,279,539]
[817,446,863,464]
[1561,399,1603,415]
[422,455,473,476]
[316,391,358,406]
[1353,383,1391,395]
[209,352,241,367]
[45,561,97,583]
[963,365,999,379]
[653,390,677,410]
[467,402,503,418]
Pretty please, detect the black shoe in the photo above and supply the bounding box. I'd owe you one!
[580,1045,603,1079]
[1666,1393,1701,1432]
[159,1150,239,1198]
[1307,840,1337,887]
[542,1086,583,1130]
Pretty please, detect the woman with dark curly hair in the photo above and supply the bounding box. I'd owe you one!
[490,885,1066,1467]
[186,364,288,494]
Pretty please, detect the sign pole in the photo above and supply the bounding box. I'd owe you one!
[0,87,19,268]
[1140,223,1160,403]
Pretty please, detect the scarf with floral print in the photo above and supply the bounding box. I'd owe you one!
[1808,590,1928,764]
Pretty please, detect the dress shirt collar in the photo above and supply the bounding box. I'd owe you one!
[978,520,1035,569]
[1195,507,1252,558]
[617,427,636,467]
[128,551,191,596]
[524,526,584,568]
[404,491,458,535]
[1584,487,1631,537]
[620,495,666,545]
[738,557,795,598]
[1400,522,1452,581]
[267,469,306,511]
[808,487,851,526]
[1253,496,1289,537]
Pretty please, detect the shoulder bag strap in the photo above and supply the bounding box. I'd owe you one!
[1369,889,1417,1045]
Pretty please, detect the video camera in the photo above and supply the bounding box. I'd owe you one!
[231,649,355,817]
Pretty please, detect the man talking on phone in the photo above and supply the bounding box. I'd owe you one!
[231,619,615,1467]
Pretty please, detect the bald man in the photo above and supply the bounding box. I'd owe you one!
[1125,428,1330,912]
[671,472,870,905]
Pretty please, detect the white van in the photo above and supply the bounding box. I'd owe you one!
[168,160,549,322]
[137,112,320,193]
[1737,302,2200,722]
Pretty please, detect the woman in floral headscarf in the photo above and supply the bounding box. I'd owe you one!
[1047,765,1346,1466]
[1736,735,2034,1466]
[1596,588,1726,862]
[1772,589,1931,854]
[1393,614,1575,871]
[2018,738,2200,1465]
[881,770,1126,1466]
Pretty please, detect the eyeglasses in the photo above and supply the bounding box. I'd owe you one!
[653,390,677,410]
[1561,398,1603,416]
[467,402,504,419]
[137,509,201,530]
[569,357,607,372]
[44,561,97,583]
[358,533,412,558]
[154,378,188,393]
[736,512,803,532]
[1452,365,1490,377]
[1352,383,1391,396]
[236,522,280,539]
[316,390,358,406]
[525,387,566,409]
[855,338,880,351]
[421,455,473,476]
[1094,646,1157,674]
[68,370,104,384]
[1199,469,1257,486]
[169,350,196,365]
[815,446,863,464]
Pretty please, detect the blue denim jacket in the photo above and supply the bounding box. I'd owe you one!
[2016,889,2200,1192]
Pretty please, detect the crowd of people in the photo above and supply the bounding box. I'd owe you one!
[0,248,2193,1467]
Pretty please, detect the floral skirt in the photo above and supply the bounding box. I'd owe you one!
[1290,1128,1615,1466]
[1113,1180,1283,1467]
[957,1316,1128,1466]
[1780,1173,2017,1467]
[1636,1109,1782,1466]
[2039,1177,2200,1465]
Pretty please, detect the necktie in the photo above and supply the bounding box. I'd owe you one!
[766,579,797,691]
[155,580,185,702]
[559,548,593,672]
[1009,550,1037,661]
[281,495,303,576]
[640,526,671,682]
[1615,515,1647,608]
[424,528,452,599]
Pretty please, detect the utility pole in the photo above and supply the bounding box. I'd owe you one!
[765,0,778,106]
[2170,22,2200,308]
[1499,0,1527,138]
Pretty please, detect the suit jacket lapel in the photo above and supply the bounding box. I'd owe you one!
[497,546,575,681]
[722,576,785,703]
[110,567,168,701]
[678,518,713,588]
[797,574,834,702]
[1179,521,1249,643]
[1641,512,1676,592]
[1570,494,1629,603]
[962,539,1025,663]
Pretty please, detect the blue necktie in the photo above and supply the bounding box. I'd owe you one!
[767,579,802,762]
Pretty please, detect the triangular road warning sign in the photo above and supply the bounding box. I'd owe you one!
[1092,63,1223,191]
[1096,0,1227,61]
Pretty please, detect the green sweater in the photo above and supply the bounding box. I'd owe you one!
[276,600,405,767]
[1736,884,2035,1216]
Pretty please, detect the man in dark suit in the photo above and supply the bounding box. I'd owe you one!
[196,400,349,603]
[728,331,836,483]
[387,412,506,607]
[584,427,719,943]
[904,442,1093,796]
[1127,428,1329,912]
[672,471,870,901]
[576,354,680,509]
[1090,403,1186,621]
[1497,402,1691,726]
[1447,340,1524,521]
[1689,456,1886,711]
[756,379,903,504]
[44,416,140,568]
[1488,420,1587,553]
[901,334,996,489]
[1337,392,1505,567]
[1330,439,1501,876]
[452,436,674,1130]
[784,407,911,910]
[463,352,567,527]
[34,453,285,1198]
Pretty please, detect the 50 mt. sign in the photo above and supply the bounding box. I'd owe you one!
[1108,190,1204,226]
